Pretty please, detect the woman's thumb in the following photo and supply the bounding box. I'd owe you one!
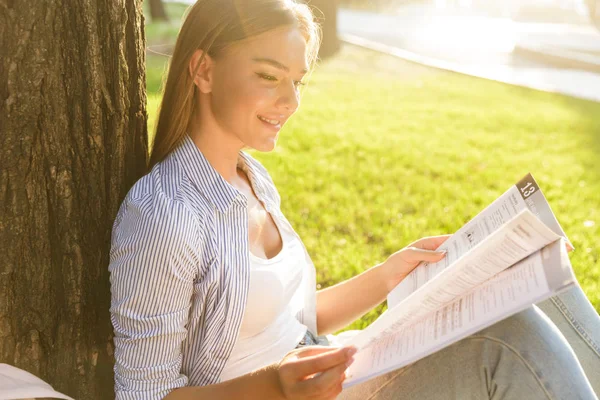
[405,247,447,262]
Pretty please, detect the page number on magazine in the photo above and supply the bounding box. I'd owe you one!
[517,174,539,200]
[520,182,535,197]
[517,177,539,201]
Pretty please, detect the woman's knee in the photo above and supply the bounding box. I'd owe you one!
[343,308,597,399]
[472,306,564,356]
[355,335,553,400]
[465,306,597,399]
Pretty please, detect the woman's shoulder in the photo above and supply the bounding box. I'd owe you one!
[114,157,213,235]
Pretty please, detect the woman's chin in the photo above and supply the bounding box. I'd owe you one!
[252,136,278,152]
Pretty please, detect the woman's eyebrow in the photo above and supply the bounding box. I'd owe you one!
[252,57,308,74]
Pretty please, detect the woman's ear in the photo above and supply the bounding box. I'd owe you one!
[189,49,214,94]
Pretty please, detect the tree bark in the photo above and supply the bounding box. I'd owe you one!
[305,0,340,59]
[149,0,170,22]
[0,1,148,398]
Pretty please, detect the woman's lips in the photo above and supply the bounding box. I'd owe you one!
[257,115,282,131]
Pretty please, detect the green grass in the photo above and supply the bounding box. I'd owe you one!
[145,5,600,334]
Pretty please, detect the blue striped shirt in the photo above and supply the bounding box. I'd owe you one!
[109,133,318,399]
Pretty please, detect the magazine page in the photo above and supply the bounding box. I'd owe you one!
[0,363,75,400]
[349,209,560,351]
[388,173,572,308]
[343,239,575,388]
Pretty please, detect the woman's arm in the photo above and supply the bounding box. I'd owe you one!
[164,365,283,400]
[316,236,450,336]
[110,193,198,399]
[315,262,388,336]
[164,346,356,400]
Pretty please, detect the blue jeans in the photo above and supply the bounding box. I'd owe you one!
[302,284,600,399]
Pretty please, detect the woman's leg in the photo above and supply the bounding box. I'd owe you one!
[338,305,598,400]
[536,284,600,392]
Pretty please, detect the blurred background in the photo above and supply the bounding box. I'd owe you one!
[145,0,600,330]
[338,0,600,101]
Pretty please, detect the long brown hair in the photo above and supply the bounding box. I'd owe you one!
[148,0,321,172]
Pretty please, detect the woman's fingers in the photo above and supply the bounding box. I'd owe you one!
[291,345,340,359]
[296,361,349,397]
[411,234,452,250]
[566,241,574,253]
[324,372,347,399]
[402,246,447,263]
[287,346,354,381]
[277,346,355,399]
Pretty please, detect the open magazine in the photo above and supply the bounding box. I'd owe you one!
[0,363,74,400]
[342,173,577,389]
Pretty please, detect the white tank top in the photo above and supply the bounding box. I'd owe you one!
[219,210,309,382]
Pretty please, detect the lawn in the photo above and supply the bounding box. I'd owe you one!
[145,4,600,333]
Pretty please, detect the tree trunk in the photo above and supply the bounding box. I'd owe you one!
[149,0,170,22]
[306,0,340,59]
[0,1,148,398]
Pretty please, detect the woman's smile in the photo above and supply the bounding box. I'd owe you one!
[257,114,282,131]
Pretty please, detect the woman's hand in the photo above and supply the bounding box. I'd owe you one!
[380,235,452,292]
[276,345,357,400]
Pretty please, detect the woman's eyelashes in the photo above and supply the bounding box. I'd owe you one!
[256,72,305,88]
[256,72,277,82]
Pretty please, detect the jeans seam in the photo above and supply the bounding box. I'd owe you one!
[550,296,600,357]
[468,335,554,400]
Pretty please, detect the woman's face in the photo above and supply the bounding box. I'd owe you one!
[208,26,309,151]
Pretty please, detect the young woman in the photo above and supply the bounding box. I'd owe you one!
[108,1,600,399]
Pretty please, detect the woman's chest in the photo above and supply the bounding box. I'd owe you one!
[235,169,284,260]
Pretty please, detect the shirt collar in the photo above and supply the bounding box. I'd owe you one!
[171,132,271,214]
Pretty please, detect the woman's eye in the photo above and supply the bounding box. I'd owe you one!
[257,73,305,88]
[257,73,277,82]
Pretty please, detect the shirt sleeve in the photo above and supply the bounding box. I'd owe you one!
[109,190,199,400]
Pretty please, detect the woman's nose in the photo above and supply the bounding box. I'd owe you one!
[276,80,300,113]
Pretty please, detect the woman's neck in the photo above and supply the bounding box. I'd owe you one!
[188,119,244,185]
